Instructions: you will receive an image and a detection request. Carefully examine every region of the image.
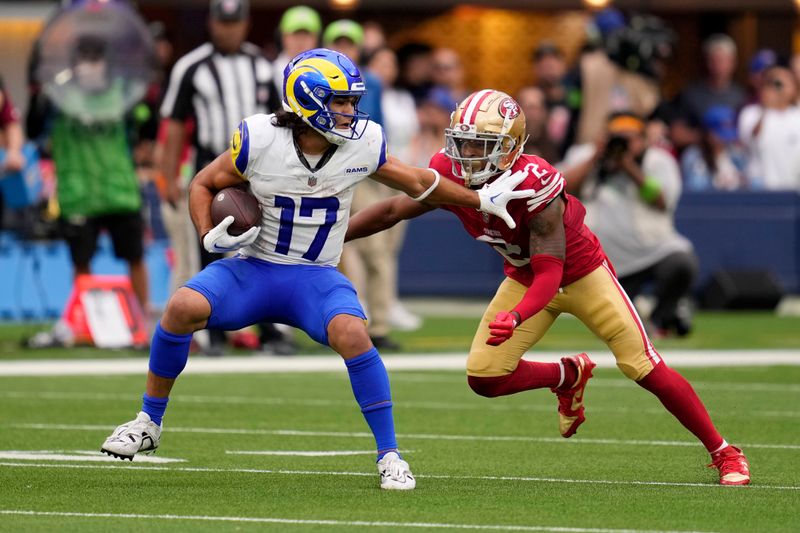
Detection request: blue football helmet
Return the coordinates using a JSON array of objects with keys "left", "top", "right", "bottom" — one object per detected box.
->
[{"left": 283, "top": 48, "right": 369, "bottom": 145}]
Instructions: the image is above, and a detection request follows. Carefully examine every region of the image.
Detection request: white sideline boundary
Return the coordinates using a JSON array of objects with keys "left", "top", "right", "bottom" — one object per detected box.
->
[
  {"left": 1, "top": 350, "right": 799, "bottom": 376},
  {"left": 0, "top": 510, "right": 717, "bottom": 533}
]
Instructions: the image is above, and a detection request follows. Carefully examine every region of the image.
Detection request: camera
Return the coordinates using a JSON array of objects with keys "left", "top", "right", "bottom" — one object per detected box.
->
[{"left": 604, "top": 134, "right": 629, "bottom": 161}]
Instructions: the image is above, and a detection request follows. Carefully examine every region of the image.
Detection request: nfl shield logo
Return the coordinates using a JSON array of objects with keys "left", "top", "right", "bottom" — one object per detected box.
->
[
  {"left": 308, "top": 175, "right": 317, "bottom": 187},
  {"left": 482, "top": 211, "right": 490, "bottom": 223}
]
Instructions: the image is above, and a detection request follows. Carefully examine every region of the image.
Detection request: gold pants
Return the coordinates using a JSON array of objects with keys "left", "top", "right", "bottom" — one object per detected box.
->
[{"left": 467, "top": 263, "right": 662, "bottom": 381}]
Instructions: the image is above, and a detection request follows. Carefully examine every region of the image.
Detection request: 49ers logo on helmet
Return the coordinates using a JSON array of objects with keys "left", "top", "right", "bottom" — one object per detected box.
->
[{"left": 498, "top": 98, "right": 520, "bottom": 119}]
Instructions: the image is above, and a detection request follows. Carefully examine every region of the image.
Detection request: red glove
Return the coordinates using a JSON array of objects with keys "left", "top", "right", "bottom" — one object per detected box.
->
[{"left": 486, "top": 311, "right": 520, "bottom": 346}]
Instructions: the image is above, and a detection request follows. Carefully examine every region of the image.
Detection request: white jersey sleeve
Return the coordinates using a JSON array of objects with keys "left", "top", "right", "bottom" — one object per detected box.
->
[
  {"left": 361, "top": 120, "right": 388, "bottom": 173},
  {"left": 230, "top": 114, "right": 276, "bottom": 180}
]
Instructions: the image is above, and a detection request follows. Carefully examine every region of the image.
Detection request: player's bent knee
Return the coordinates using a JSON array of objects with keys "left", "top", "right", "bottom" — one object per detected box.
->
[
  {"left": 616, "top": 361, "right": 652, "bottom": 381},
  {"left": 162, "top": 287, "right": 211, "bottom": 334},
  {"left": 467, "top": 375, "right": 508, "bottom": 398},
  {"left": 327, "top": 314, "right": 372, "bottom": 357}
]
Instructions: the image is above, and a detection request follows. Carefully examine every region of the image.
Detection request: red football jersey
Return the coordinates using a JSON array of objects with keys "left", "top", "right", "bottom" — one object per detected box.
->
[{"left": 430, "top": 151, "right": 608, "bottom": 287}]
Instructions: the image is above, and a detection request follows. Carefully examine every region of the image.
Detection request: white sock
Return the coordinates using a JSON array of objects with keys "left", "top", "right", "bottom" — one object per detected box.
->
[
  {"left": 556, "top": 361, "right": 565, "bottom": 389},
  {"left": 711, "top": 440, "right": 729, "bottom": 454}
]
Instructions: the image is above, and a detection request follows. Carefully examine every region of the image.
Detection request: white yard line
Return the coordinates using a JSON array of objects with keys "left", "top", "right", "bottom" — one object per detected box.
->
[
  {"left": 2, "top": 390, "right": 799, "bottom": 419},
  {"left": 0, "top": 509, "right": 717, "bottom": 533},
  {"left": 11, "top": 423, "right": 800, "bottom": 451},
  {"left": 0, "top": 450, "right": 183, "bottom": 463},
  {"left": 225, "top": 450, "right": 381, "bottom": 457},
  {"left": 0, "top": 351, "right": 799, "bottom": 376},
  {"left": 0, "top": 462, "right": 796, "bottom": 492}
]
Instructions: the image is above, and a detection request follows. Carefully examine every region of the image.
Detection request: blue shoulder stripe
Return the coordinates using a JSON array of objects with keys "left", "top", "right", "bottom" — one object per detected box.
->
[{"left": 377, "top": 127, "right": 387, "bottom": 168}]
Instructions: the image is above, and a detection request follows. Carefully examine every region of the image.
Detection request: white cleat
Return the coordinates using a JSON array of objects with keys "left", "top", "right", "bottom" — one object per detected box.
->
[
  {"left": 101, "top": 411, "right": 161, "bottom": 461},
  {"left": 377, "top": 451, "right": 416, "bottom": 490}
]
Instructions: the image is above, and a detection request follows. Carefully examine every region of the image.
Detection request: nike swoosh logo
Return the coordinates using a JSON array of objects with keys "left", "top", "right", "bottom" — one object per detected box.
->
[
  {"left": 571, "top": 393, "right": 583, "bottom": 411},
  {"left": 490, "top": 193, "right": 501, "bottom": 204},
  {"left": 540, "top": 172, "right": 561, "bottom": 186}
]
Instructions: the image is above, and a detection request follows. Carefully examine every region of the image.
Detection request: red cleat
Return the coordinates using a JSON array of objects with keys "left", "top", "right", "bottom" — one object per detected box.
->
[
  {"left": 709, "top": 445, "right": 751, "bottom": 485},
  {"left": 551, "top": 353, "right": 596, "bottom": 438}
]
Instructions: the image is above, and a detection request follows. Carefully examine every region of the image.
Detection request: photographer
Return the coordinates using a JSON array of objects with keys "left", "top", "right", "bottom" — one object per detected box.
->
[{"left": 561, "top": 112, "right": 697, "bottom": 337}]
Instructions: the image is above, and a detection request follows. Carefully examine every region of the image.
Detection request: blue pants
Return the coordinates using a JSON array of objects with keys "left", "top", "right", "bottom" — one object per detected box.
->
[{"left": 184, "top": 256, "right": 366, "bottom": 346}]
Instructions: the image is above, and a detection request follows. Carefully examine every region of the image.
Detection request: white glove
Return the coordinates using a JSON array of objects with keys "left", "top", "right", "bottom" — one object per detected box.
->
[
  {"left": 202, "top": 215, "right": 260, "bottom": 254},
  {"left": 477, "top": 169, "right": 534, "bottom": 229}
]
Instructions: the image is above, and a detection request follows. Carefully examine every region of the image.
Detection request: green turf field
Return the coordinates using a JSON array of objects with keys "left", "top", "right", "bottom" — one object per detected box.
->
[
  {"left": 0, "top": 311, "right": 798, "bottom": 532},
  {"left": 0, "top": 364, "right": 798, "bottom": 532}
]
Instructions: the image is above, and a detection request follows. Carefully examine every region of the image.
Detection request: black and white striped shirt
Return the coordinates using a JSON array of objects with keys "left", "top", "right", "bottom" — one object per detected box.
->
[{"left": 160, "top": 41, "right": 278, "bottom": 162}]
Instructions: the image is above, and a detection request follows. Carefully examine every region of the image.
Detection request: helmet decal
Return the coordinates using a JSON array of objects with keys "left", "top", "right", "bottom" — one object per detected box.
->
[{"left": 499, "top": 98, "right": 521, "bottom": 119}]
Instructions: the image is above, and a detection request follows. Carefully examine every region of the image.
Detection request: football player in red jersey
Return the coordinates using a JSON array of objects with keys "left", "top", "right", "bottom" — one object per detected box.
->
[{"left": 345, "top": 89, "right": 750, "bottom": 486}]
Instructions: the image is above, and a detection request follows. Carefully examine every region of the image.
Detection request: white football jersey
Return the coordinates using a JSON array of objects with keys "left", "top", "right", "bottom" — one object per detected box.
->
[{"left": 230, "top": 113, "right": 387, "bottom": 266}]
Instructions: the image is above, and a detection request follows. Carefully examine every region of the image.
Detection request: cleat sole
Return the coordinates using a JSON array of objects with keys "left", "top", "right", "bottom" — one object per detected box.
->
[{"left": 100, "top": 448, "right": 134, "bottom": 461}]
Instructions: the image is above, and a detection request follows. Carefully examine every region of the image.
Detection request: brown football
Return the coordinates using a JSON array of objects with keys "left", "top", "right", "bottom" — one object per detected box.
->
[{"left": 210, "top": 186, "right": 261, "bottom": 236}]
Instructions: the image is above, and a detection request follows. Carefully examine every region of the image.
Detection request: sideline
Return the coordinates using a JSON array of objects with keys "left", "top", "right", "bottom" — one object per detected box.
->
[{"left": 0, "top": 350, "right": 799, "bottom": 376}]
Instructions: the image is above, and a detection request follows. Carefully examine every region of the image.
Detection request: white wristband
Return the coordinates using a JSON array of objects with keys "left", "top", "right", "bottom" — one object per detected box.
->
[{"left": 411, "top": 168, "right": 441, "bottom": 202}]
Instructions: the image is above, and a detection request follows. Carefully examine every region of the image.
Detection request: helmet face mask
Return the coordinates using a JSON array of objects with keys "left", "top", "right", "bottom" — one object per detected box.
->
[
  {"left": 283, "top": 48, "right": 369, "bottom": 145},
  {"left": 445, "top": 130, "right": 518, "bottom": 186},
  {"left": 445, "top": 90, "right": 527, "bottom": 187}
]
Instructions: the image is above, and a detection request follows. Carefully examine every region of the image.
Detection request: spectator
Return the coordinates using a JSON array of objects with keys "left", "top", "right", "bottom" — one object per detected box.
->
[
  {"left": 0, "top": 75, "right": 26, "bottom": 225},
  {"left": 360, "top": 46, "right": 423, "bottom": 333},
  {"left": 562, "top": 112, "right": 697, "bottom": 337},
  {"left": 159, "top": 0, "right": 288, "bottom": 355},
  {"left": 738, "top": 65, "right": 800, "bottom": 190},
  {"left": 532, "top": 41, "right": 567, "bottom": 109},
  {"left": 432, "top": 47, "right": 470, "bottom": 103},
  {"left": 396, "top": 42, "right": 434, "bottom": 105},
  {"left": 27, "top": 32, "right": 150, "bottom": 316},
  {"left": 516, "top": 86, "right": 559, "bottom": 163},
  {"left": 681, "top": 105, "right": 748, "bottom": 191},
  {"left": 272, "top": 5, "right": 321, "bottom": 101},
  {"left": 367, "top": 48, "right": 418, "bottom": 163},
  {"left": 678, "top": 34, "right": 745, "bottom": 127},
  {"left": 531, "top": 42, "right": 572, "bottom": 153},
  {"left": 407, "top": 87, "right": 457, "bottom": 168},
  {"left": 323, "top": 19, "right": 383, "bottom": 125},
  {"left": 361, "top": 21, "right": 386, "bottom": 59},
  {"left": 746, "top": 48, "right": 778, "bottom": 105}
]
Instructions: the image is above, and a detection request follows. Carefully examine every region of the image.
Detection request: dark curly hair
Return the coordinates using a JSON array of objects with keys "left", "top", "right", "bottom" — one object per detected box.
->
[{"left": 271, "top": 109, "right": 309, "bottom": 136}]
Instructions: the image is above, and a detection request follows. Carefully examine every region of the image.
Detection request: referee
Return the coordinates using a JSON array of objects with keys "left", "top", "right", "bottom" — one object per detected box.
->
[{"left": 159, "top": 0, "right": 284, "bottom": 355}]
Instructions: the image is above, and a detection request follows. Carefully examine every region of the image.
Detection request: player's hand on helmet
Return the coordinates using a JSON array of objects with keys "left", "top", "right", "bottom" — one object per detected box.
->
[
  {"left": 202, "top": 215, "right": 260, "bottom": 254},
  {"left": 486, "top": 311, "right": 519, "bottom": 346},
  {"left": 477, "top": 169, "right": 534, "bottom": 229}
]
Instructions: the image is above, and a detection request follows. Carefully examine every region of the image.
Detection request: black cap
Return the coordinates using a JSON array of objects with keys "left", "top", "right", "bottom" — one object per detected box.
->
[{"left": 210, "top": 0, "right": 249, "bottom": 22}]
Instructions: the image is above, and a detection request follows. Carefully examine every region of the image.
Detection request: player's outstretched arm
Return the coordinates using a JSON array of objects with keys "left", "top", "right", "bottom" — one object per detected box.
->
[
  {"left": 346, "top": 196, "right": 433, "bottom": 242},
  {"left": 188, "top": 149, "right": 248, "bottom": 241},
  {"left": 371, "top": 156, "right": 533, "bottom": 229},
  {"left": 487, "top": 199, "right": 567, "bottom": 346}
]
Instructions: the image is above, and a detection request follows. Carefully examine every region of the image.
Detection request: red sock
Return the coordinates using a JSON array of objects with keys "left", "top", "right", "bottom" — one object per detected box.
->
[
  {"left": 637, "top": 363, "right": 724, "bottom": 452},
  {"left": 468, "top": 360, "right": 563, "bottom": 398}
]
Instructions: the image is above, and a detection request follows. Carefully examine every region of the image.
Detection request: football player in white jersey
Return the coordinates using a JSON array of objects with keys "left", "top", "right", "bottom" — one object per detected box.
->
[{"left": 101, "top": 48, "right": 533, "bottom": 490}]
